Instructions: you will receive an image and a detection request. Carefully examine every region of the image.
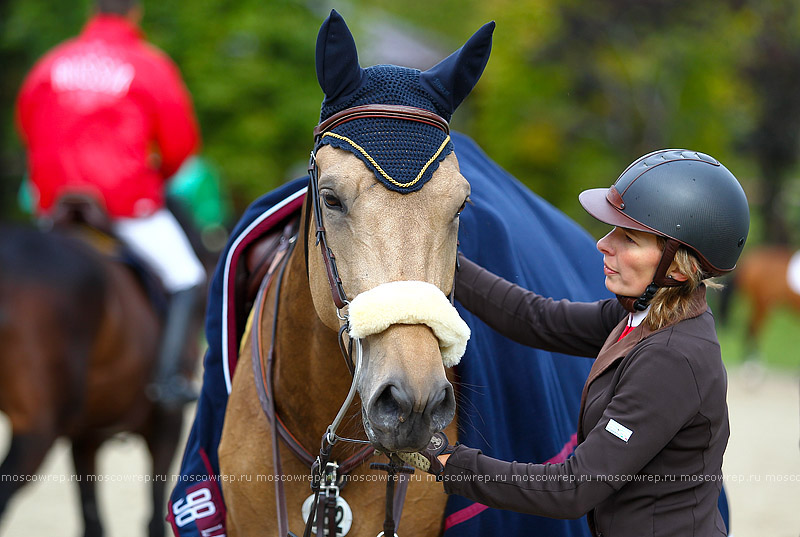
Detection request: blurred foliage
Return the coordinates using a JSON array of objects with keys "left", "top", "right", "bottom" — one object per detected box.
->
[{"left": 3, "top": 0, "right": 800, "bottom": 245}]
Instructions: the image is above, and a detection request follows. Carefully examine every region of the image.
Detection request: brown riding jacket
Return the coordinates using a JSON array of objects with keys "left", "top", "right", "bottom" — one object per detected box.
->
[{"left": 444, "top": 256, "right": 728, "bottom": 537}]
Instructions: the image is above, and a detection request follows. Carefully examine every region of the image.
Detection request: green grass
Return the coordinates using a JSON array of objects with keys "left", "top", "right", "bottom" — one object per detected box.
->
[{"left": 710, "top": 290, "right": 800, "bottom": 371}]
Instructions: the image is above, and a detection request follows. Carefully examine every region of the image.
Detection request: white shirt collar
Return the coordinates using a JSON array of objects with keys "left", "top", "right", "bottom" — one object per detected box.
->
[{"left": 628, "top": 306, "right": 650, "bottom": 328}]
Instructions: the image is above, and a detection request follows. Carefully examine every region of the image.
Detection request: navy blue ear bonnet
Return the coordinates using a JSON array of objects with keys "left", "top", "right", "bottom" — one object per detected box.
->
[{"left": 315, "top": 10, "right": 494, "bottom": 193}]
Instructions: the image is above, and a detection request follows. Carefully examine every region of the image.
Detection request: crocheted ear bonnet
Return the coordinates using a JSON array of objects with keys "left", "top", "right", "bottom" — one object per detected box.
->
[{"left": 315, "top": 10, "right": 494, "bottom": 193}]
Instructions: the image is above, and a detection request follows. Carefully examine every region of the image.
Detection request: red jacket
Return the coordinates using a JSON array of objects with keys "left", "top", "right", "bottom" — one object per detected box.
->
[{"left": 16, "top": 14, "right": 200, "bottom": 218}]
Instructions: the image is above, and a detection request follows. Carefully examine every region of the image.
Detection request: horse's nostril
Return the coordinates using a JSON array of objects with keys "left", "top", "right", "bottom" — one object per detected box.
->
[
  {"left": 367, "top": 380, "right": 456, "bottom": 437},
  {"left": 429, "top": 384, "right": 456, "bottom": 429},
  {"left": 372, "top": 384, "right": 413, "bottom": 426},
  {"left": 429, "top": 385, "right": 448, "bottom": 408}
]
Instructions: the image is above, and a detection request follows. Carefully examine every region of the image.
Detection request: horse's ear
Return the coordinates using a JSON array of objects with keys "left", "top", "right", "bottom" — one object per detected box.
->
[
  {"left": 420, "top": 21, "right": 495, "bottom": 115},
  {"left": 316, "top": 9, "right": 364, "bottom": 104}
]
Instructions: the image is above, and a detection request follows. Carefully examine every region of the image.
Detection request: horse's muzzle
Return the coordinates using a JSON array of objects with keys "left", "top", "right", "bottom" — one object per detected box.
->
[{"left": 363, "top": 377, "right": 455, "bottom": 452}]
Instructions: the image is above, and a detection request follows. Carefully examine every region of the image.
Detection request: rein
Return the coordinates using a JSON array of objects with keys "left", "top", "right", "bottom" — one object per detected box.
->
[
  {"left": 304, "top": 104, "right": 454, "bottom": 537},
  {"left": 249, "top": 228, "right": 374, "bottom": 537}
]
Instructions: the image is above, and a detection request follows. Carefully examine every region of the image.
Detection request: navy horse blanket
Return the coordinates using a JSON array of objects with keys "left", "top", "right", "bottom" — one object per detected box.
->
[
  {"left": 169, "top": 131, "right": 608, "bottom": 536},
  {"left": 443, "top": 132, "right": 607, "bottom": 536}
]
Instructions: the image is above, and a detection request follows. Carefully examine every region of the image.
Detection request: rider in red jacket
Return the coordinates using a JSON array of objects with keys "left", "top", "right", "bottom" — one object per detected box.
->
[{"left": 16, "top": 0, "right": 205, "bottom": 407}]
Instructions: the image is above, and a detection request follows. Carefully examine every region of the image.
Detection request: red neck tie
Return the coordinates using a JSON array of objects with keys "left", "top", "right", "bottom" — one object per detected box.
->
[{"left": 617, "top": 324, "right": 635, "bottom": 341}]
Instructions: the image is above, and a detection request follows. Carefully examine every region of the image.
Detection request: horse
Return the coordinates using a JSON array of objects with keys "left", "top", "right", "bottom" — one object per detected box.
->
[
  {"left": 718, "top": 244, "right": 800, "bottom": 358},
  {"left": 219, "top": 145, "right": 465, "bottom": 535},
  {"left": 0, "top": 216, "right": 204, "bottom": 537},
  {"left": 210, "top": 11, "right": 606, "bottom": 537}
]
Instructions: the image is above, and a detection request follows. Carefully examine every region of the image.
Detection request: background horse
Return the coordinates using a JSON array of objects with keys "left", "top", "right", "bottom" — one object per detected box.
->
[
  {"left": 718, "top": 245, "right": 800, "bottom": 359},
  {"left": 0, "top": 223, "right": 202, "bottom": 537}
]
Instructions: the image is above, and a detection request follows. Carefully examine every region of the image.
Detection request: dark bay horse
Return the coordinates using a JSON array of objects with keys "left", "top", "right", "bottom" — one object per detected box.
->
[
  {"left": 213, "top": 11, "right": 604, "bottom": 537},
  {"left": 0, "top": 223, "right": 201, "bottom": 537}
]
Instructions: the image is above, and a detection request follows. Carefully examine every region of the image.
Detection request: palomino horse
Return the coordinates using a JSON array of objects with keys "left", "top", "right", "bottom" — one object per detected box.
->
[
  {"left": 217, "top": 11, "right": 488, "bottom": 537},
  {"left": 0, "top": 220, "right": 202, "bottom": 537},
  {"left": 212, "top": 10, "right": 603, "bottom": 537},
  {"left": 720, "top": 245, "right": 800, "bottom": 357},
  {"left": 220, "top": 148, "right": 466, "bottom": 536}
]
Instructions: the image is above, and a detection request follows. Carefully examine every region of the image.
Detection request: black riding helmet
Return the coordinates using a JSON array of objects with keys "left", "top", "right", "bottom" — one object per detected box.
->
[{"left": 579, "top": 149, "right": 750, "bottom": 310}]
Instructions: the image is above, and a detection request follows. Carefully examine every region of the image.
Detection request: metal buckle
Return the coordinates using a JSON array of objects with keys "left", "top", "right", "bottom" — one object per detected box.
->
[
  {"left": 308, "top": 150, "right": 317, "bottom": 175},
  {"left": 322, "top": 461, "right": 340, "bottom": 491},
  {"left": 303, "top": 460, "right": 355, "bottom": 536}
]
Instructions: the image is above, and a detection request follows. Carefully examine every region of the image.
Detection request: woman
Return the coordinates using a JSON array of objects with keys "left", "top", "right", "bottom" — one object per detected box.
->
[{"left": 399, "top": 149, "right": 749, "bottom": 537}]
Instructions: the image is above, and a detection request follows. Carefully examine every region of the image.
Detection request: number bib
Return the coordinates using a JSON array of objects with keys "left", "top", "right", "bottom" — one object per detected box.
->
[{"left": 169, "top": 481, "right": 226, "bottom": 536}]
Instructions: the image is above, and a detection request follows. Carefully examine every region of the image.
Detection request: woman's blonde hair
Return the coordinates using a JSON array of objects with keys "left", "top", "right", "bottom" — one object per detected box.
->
[{"left": 645, "top": 240, "right": 721, "bottom": 331}]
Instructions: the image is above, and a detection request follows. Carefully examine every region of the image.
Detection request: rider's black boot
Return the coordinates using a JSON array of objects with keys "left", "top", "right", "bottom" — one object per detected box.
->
[{"left": 146, "top": 285, "right": 201, "bottom": 408}]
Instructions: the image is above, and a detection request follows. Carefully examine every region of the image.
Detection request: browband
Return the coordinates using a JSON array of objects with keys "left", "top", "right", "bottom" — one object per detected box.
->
[{"left": 314, "top": 104, "right": 450, "bottom": 140}]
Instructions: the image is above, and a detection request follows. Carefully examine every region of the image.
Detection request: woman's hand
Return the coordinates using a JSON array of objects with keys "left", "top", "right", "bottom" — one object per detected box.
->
[{"left": 393, "top": 432, "right": 456, "bottom": 480}]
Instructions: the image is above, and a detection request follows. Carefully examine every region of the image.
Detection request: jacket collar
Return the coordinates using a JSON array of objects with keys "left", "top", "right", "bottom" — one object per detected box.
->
[
  {"left": 82, "top": 14, "right": 143, "bottom": 43},
  {"left": 577, "top": 285, "right": 709, "bottom": 440}
]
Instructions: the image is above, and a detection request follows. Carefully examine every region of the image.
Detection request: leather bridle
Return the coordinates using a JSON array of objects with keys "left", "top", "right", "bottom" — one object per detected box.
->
[
  {"left": 306, "top": 104, "right": 452, "bottom": 311},
  {"left": 249, "top": 104, "right": 452, "bottom": 537}
]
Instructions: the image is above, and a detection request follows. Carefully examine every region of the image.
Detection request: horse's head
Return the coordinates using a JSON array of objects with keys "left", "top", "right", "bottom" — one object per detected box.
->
[{"left": 307, "top": 10, "right": 493, "bottom": 453}]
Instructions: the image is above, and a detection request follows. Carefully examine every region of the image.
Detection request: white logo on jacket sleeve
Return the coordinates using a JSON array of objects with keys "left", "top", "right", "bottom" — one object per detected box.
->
[{"left": 605, "top": 419, "right": 633, "bottom": 443}]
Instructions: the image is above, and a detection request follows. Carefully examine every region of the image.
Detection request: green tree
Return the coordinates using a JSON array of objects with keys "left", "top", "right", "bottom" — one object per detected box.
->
[
  {"left": 3, "top": 0, "right": 799, "bottom": 242},
  {"left": 740, "top": 0, "right": 800, "bottom": 246}
]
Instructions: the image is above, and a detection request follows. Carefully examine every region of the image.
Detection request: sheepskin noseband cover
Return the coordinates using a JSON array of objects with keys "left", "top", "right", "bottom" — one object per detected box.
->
[{"left": 347, "top": 280, "right": 470, "bottom": 367}]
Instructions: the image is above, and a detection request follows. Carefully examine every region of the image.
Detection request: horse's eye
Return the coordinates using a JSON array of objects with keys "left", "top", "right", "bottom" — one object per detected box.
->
[
  {"left": 456, "top": 197, "right": 470, "bottom": 217},
  {"left": 322, "top": 192, "right": 343, "bottom": 210}
]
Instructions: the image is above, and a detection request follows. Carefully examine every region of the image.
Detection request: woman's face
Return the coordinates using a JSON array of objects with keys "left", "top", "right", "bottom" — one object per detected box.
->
[{"left": 596, "top": 227, "right": 662, "bottom": 297}]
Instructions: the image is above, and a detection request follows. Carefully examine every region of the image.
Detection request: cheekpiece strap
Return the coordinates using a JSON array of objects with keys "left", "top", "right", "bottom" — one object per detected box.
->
[
  {"left": 307, "top": 104, "right": 451, "bottom": 311},
  {"left": 652, "top": 239, "right": 683, "bottom": 288}
]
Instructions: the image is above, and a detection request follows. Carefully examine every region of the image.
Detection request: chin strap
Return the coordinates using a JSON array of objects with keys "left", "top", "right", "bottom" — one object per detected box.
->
[{"left": 617, "top": 239, "right": 683, "bottom": 313}]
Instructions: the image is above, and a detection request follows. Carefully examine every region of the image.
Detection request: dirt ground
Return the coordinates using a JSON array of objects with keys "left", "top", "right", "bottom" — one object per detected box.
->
[{"left": 1, "top": 366, "right": 798, "bottom": 537}]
